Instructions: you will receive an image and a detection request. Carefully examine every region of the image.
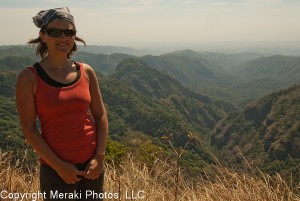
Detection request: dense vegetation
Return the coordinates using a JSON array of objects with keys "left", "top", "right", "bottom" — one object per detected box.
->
[{"left": 211, "top": 85, "right": 300, "bottom": 185}]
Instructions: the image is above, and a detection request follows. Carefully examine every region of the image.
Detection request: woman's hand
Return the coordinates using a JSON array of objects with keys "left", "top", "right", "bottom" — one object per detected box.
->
[
  {"left": 55, "top": 161, "right": 86, "bottom": 184},
  {"left": 84, "top": 157, "right": 104, "bottom": 180}
]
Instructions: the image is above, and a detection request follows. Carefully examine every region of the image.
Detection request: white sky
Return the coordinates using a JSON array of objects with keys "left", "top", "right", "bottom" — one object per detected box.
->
[{"left": 1, "top": 0, "right": 300, "bottom": 47}]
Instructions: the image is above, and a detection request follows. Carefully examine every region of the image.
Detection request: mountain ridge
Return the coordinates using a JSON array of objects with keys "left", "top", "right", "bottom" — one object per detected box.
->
[
  {"left": 211, "top": 85, "right": 300, "bottom": 182},
  {"left": 112, "top": 58, "right": 236, "bottom": 129}
]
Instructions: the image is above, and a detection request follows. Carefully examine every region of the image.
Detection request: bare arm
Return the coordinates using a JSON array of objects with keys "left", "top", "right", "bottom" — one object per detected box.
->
[
  {"left": 84, "top": 64, "right": 108, "bottom": 179},
  {"left": 16, "top": 68, "right": 85, "bottom": 184}
]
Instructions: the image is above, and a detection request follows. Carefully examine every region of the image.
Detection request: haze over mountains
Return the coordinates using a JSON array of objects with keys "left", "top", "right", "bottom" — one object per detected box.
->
[
  {"left": 0, "top": 44, "right": 299, "bottom": 183},
  {"left": 74, "top": 46, "right": 300, "bottom": 107}
]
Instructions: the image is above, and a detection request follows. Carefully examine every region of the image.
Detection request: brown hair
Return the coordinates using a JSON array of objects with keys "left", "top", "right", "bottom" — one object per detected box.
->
[{"left": 28, "top": 29, "right": 86, "bottom": 59}]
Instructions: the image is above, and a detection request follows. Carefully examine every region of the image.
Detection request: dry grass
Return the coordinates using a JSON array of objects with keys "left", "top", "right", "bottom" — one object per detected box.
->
[{"left": 0, "top": 150, "right": 299, "bottom": 201}]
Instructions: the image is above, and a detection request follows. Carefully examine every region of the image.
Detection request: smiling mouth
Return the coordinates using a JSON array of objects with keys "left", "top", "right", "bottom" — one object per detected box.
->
[{"left": 57, "top": 43, "right": 69, "bottom": 46}]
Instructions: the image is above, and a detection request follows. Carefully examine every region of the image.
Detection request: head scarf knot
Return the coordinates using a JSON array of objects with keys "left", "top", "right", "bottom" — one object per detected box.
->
[{"left": 33, "top": 7, "right": 75, "bottom": 29}]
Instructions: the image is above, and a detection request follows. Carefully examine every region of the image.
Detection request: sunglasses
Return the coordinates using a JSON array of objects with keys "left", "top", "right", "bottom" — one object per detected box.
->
[{"left": 44, "top": 28, "right": 77, "bottom": 37}]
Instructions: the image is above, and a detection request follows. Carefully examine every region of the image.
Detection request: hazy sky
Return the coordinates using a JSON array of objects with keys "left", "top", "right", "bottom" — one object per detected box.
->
[{"left": 1, "top": 0, "right": 300, "bottom": 47}]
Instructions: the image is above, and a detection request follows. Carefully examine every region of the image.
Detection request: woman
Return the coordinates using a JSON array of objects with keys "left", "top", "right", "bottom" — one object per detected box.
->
[{"left": 16, "top": 7, "right": 108, "bottom": 200}]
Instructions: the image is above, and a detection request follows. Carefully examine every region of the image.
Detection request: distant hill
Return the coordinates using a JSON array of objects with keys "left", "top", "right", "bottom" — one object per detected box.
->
[
  {"left": 142, "top": 50, "right": 239, "bottom": 87},
  {"left": 231, "top": 55, "right": 300, "bottom": 85},
  {"left": 211, "top": 85, "right": 300, "bottom": 181},
  {"left": 0, "top": 46, "right": 37, "bottom": 71},
  {"left": 144, "top": 52, "right": 300, "bottom": 107},
  {"left": 74, "top": 52, "right": 135, "bottom": 75},
  {"left": 227, "top": 55, "right": 300, "bottom": 106},
  {"left": 112, "top": 58, "right": 236, "bottom": 129},
  {"left": 2, "top": 45, "right": 299, "bottom": 108},
  {"left": 197, "top": 51, "right": 263, "bottom": 70},
  {"left": 0, "top": 46, "right": 36, "bottom": 60},
  {"left": 140, "top": 50, "right": 244, "bottom": 103},
  {"left": 77, "top": 45, "right": 155, "bottom": 56}
]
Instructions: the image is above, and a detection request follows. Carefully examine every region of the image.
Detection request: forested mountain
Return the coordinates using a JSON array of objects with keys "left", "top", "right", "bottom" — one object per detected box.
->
[
  {"left": 140, "top": 51, "right": 300, "bottom": 107},
  {"left": 197, "top": 51, "right": 263, "bottom": 70},
  {"left": 0, "top": 46, "right": 36, "bottom": 60},
  {"left": 140, "top": 50, "right": 245, "bottom": 104},
  {"left": 230, "top": 55, "right": 300, "bottom": 85},
  {"left": 74, "top": 52, "right": 134, "bottom": 75},
  {"left": 211, "top": 85, "right": 300, "bottom": 182},
  {"left": 77, "top": 45, "right": 154, "bottom": 56},
  {"left": 112, "top": 58, "right": 236, "bottom": 129},
  {"left": 3, "top": 46, "right": 299, "bottom": 108},
  {"left": 0, "top": 70, "right": 25, "bottom": 156},
  {"left": 0, "top": 46, "right": 37, "bottom": 71},
  {"left": 0, "top": 96, "right": 23, "bottom": 150},
  {"left": 226, "top": 55, "right": 300, "bottom": 106},
  {"left": 141, "top": 50, "right": 239, "bottom": 88}
]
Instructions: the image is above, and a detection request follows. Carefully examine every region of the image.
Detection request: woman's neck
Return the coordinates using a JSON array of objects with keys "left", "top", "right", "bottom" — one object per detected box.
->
[{"left": 41, "top": 54, "right": 71, "bottom": 70}]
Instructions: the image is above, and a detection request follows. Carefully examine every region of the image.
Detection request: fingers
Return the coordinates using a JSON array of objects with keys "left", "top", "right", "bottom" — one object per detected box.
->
[
  {"left": 84, "top": 168, "right": 101, "bottom": 180},
  {"left": 59, "top": 164, "right": 87, "bottom": 184},
  {"left": 66, "top": 179, "right": 78, "bottom": 185},
  {"left": 85, "top": 173, "right": 98, "bottom": 180},
  {"left": 76, "top": 170, "right": 87, "bottom": 177},
  {"left": 64, "top": 173, "right": 84, "bottom": 184}
]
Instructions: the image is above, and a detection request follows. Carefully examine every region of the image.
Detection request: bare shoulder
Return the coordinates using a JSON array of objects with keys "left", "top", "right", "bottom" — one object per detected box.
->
[
  {"left": 82, "top": 63, "right": 94, "bottom": 72},
  {"left": 17, "top": 67, "right": 36, "bottom": 85},
  {"left": 16, "top": 67, "right": 36, "bottom": 97},
  {"left": 82, "top": 63, "right": 97, "bottom": 81}
]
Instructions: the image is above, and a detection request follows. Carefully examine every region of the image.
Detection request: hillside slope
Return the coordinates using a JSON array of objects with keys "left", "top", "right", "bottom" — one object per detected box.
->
[
  {"left": 197, "top": 51, "right": 262, "bottom": 70},
  {"left": 141, "top": 50, "right": 239, "bottom": 88},
  {"left": 231, "top": 55, "right": 300, "bottom": 85},
  {"left": 74, "top": 52, "right": 134, "bottom": 75},
  {"left": 112, "top": 58, "right": 236, "bottom": 130},
  {"left": 211, "top": 85, "right": 300, "bottom": 181}
]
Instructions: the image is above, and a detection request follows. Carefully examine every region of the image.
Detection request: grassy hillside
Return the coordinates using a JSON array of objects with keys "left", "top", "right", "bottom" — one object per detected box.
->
[{"left": 1, "top": 151, "right": 299, "bottom": 201}]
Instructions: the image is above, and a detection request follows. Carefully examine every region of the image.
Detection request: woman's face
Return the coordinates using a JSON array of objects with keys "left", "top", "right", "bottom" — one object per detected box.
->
[{"left": 40, "top": 20, "right": 76, "bottom": 56}]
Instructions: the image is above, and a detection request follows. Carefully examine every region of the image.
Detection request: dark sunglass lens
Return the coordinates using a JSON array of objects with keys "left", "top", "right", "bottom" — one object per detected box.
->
[
  {"left": 64, "top": 29, "right": 76, "bottom": 37},
  {"left": 46, "top": 28, "right": 62, "bottom": 37},
  {"left": 45, "top": 28, "right": 76, "bottom": 37}
]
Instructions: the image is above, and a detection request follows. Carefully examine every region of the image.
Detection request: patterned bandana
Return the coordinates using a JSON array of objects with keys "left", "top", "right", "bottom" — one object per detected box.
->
[{"left": 32, "top": 7, "right": 75, "bottom": 29}]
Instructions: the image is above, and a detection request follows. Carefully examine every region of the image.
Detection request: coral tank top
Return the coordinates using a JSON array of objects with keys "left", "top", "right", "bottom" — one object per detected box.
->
[{"left": 28, "top": 62, "right": 96, "bottom": 165}]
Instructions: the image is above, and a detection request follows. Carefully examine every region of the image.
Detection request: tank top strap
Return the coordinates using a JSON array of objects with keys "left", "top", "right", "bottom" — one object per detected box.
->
[
  {"left": 27, "top": 66, "right": 39, "bottom": 84},
  {"left": 27, "top": 66, "right": 38, "bottom": 78},
  {"left": 75, "top": 61, "right": 84, "bottom": 75},
  {"left": 75, "top": 62, "right": 90, "bottom": 84}
]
